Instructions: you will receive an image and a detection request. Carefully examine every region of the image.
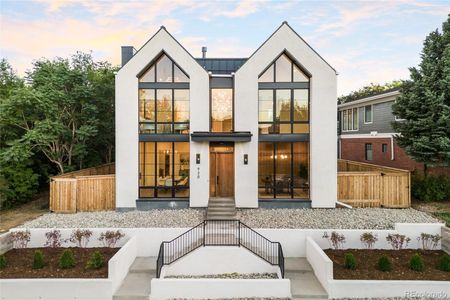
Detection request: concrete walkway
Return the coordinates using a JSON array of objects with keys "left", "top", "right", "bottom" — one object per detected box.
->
[
  {"left": 113, "top": 257, "right": 156, "bottom": 300},
  {"left": 285, "top": 258, "right": 328, "bottom": 299}
]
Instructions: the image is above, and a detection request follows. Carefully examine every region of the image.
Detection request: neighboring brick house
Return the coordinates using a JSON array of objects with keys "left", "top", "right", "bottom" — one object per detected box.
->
[{"left": 337, "top": 89, "right": 448, "bottom": 175}]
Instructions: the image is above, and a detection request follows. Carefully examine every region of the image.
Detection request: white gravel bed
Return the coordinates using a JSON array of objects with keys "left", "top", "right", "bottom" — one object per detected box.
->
[
  {"left": 19, "top": 208, "right": 440, "bottom": 230},
  {"left": 237, "top": 208, "right": 440, "bottom": 230},
  {"left": 165, "top": 272, "right": 278, "bottom": 279}
]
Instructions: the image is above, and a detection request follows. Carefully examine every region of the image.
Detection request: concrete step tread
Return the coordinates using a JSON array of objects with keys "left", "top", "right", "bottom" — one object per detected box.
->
[{"left": 129, "top": 257, "right": 157, "bottom": 273}]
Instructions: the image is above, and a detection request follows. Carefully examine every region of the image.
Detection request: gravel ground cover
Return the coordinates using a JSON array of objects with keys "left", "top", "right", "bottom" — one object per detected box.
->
[
  {"left": 165, "top": 272, "right": 278, "bottom": 279},
  {"left": 20, "top": 208, "right": 440, "bottom": 230}
]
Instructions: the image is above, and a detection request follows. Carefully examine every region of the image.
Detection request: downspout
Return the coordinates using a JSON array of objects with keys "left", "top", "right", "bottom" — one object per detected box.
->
[
  {"left": 336, "top": 200, "right": 352, "bottom": 208},
  {"left": 390, "top": 135, "right": 395, "bottom": 161}
]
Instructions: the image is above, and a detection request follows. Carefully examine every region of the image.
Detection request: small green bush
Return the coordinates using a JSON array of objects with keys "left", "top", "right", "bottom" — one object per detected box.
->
[
  {"left": 412, "top": 174, "right": 450, "bottom": 202},
  {"left": 344, "top": 253, "right": 357, "bottom": 270},
  {"left": 377, "top": 255, "right": 392, "bottom": 272},
  {"left": 438, "top": 254, "right": 450, "bottom": 272},
  {"left": 0, "top": 255, "right": 7, "bottom": 269},
  {"left": 32, "top": 250, "right": 45, "bottom": 269},
  {"left": 86, "top": 251, "right": 104, "bottom": 269},
  {"left": 59, "top": 249, "right": 76, "bottom": 269},
  {"left": 409, "top": 253, "right": 424, "bottom": 272}
]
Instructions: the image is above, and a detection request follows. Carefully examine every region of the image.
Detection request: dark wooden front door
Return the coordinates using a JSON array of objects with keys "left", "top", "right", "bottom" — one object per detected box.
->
[{"left": 210, "top": 144, "right": 234, "bottom": 197}]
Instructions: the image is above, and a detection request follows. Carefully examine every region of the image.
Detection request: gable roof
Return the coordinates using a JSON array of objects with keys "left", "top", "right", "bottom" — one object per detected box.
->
[{"left": 238, "top": 21, "right": 337, "bottom": 74}]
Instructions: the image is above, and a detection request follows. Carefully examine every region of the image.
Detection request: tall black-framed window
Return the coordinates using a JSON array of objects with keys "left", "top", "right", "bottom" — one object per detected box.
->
[
  {"left": 139, "top": 53, "right": 190, "bottom": 134},
  {"left": 139, "top": 141, "right": 190, "bottom": 198},
  {"left": 258, "top": 53, "right": 310, "bottom": 135},
  {"left": 365, "top": 143, "right": 373, "bottom": 161},
  {"left": 258, "top": 142, "right": 309, "bottom": 199},
  {"left": 139, "top": 88, "right": 189, "bottom": 134}
]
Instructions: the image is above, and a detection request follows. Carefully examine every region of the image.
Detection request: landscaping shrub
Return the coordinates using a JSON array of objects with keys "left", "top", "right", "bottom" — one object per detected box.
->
[
  {"left": 32, "top": 250, "right": 45, "bottom": 269},
  {"left": 59, "top": 249, "right": 76, "bottom": 269},
  {"left": 386, "top": 234, "right": 410, "bottom": 250},
  {"left": 0, "top": 254, "right": 7, "bottom": 269},
  {"left": 409, "top": 253, "right": 424, "bottom": 272},
  {"left": 86, "top": 251, "right": 105, "bottom": 269},
  {"left": 377, "top": 255, "right": 392, "bottom": 272},
  {"left": 360, "top": 232, "right": 378, "bottom": 249},
  {"left": 69, "top": 229, "right": 93, "bottom": 248},
  {"left": 98, "top": 230, "right": 125, "bottom": 248},
  {"left": 10, "top": 230, "right": 31, "bottom": 249},
  {"left": 438, "top": 254, "right": 450, "bottom": 272},
  {"left": 412, "top": 174, "right": 450, "bottom": 202},
  {"left": 417, "top": 233, "right": 441, "bottom": 250},
  {"left": 322, "top": 231, "right": 346, "bottom": 249},
  {"left": 344, "top": 253, "right": 357, "bottom": 270},
  {"left": 44, "top": 229, "right": 63, "bottom": 248}
]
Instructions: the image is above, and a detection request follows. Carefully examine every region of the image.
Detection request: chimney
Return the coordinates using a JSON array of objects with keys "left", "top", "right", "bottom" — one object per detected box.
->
[
  {"left": 121, "top": 46, "right": 135, "bottom": 67},
  {"left": 202, "top": 46, "right": 207, "bottom": 59}
]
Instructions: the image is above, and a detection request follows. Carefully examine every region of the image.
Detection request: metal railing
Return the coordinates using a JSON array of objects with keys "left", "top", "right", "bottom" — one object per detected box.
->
[{"left": 156, "top": 220, "right": 285, "bottom": 278}]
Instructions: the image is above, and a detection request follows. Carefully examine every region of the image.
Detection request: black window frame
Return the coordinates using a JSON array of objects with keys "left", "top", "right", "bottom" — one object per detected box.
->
[
  {"left": 139, "top": 141, "right": 190, "bottom": 199},
  {"left": 382, "top": 143, "right": 388, "bottom": 153}
]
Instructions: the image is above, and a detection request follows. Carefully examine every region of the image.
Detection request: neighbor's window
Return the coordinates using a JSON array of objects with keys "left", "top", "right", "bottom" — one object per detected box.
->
[
  {"left": 258, "top": 142, "right": 309, "bottom": 199},
  {"left": 382, "top": 143, "right": 388, "bottom": 153},
  {"left": 138, "top": 54, "right": 189, "bottom": 134},
  {"left": 341, "top": 108, "right": 358, "bottom": 131},
  {"left": 211, "top": 88, "right": 233, "bottom": 132},
  {"left": 365, "top": 143, "right": 373, "bottom": 160},
  {"left": 139, "top": 142, "right": 189, "bottom": 198},
  {"left": 364, "top": 105, "right": 373, "bottom": 123}
]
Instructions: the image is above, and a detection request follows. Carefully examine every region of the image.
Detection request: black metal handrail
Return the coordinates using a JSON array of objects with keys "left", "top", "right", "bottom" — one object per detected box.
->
[{"left": 156, "top": 220, "right": 285, "bottom": 278}]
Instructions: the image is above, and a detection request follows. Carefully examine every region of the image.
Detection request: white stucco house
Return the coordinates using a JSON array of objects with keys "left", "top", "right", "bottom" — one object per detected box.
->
[{"left": 115, "top": 22, "right": 337, "bottom": 211}]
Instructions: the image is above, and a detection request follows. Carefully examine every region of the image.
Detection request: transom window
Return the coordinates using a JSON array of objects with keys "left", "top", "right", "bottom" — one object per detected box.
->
[
  {"left": 140, "top": 54, "right": 189, "bottom": 83},
  {"left": 259, "top": 54, "right": 309, "bottom": 83}
]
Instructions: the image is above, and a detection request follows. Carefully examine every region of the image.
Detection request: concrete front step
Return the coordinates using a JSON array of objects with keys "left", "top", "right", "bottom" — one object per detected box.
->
[{"left": 113, "top": 257, "right": 156, "bottom": 300}]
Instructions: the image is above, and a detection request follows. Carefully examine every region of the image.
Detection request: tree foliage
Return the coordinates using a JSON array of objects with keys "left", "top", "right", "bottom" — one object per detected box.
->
[
  {"left": 392, "top": 15, "right": 450, "bottom": 170},
  {"left": 0, "top": 53, "right": 117, "bottom": 208},
  {"left": 338, "top": 81, "right": 402, "bottom": 104}
]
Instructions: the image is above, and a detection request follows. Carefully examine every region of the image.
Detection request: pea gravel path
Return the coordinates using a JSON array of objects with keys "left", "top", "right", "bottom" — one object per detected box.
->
[{"left": 19, "top": 208, "right": 440, "bottom": 229}]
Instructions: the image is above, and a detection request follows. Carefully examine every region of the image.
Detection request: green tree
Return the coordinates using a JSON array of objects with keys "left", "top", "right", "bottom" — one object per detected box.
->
[
  {"left": 338, "top": 81, "right": 402, "bottom": 104},
  {"left": 392, "top": 15, "right": 450, "bottom": 174},
  {"left": 0, "top": 52, "right": 116, "bottom": 174}
]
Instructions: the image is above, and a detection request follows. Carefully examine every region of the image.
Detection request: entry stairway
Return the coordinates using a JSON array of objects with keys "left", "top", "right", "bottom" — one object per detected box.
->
[{"left": 206, "top": 197, "right": 237, "bottom": 219}]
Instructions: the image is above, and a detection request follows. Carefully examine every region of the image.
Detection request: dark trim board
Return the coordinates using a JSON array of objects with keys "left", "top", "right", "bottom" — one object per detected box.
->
[
  {"left": 139, "top": 134, "right": 189, "bottom": 142},
  {"left": 258, "top": 82, "right": 309, "bottom": 89},
  {"left": 258, "top": 199, "right": 311, "bottom": 209},
  {"left": 136, "top": 199, "right": 190, "bottom": 210},
  {"left": 139, "top": 82, "right": 190, "bottom": 89},
  {"left": 258, "top": 134, "right": 309, "bottom": 142},
  {"left": 191, "top": 131, "right": 252, "bottom": 142}
]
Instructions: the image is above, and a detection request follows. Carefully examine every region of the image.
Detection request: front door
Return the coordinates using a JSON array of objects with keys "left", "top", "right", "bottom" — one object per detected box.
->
[{"left": 210, "top": 143, "right": 234, "bottom": 197}]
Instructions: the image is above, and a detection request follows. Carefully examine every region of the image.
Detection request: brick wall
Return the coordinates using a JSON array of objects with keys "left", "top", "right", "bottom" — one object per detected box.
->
[{"left": 340, "top": 137, "right": 450, "bottom": 177}]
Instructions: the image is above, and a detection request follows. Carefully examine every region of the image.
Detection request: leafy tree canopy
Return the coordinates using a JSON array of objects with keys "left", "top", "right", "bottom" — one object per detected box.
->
[
  {"left": 392, "top": 14, "right": 450, "bottom": 170},
  {"left": 338, "top": 81, "right": 402, "bottom": 104}
]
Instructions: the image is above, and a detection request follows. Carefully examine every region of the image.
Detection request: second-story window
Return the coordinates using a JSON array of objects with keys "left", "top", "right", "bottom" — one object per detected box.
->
[
  {"left": 364, "top": 105, "right": 373, "bottom": 123},
  {"left": 341, "top": 108, "right": 358, "bottom": 131},
  {"left": 139, "top": 54, "right": 189, "bottom": 134},
  {"left": 258, "top": 53, "right": 310, "bottom": 134}
]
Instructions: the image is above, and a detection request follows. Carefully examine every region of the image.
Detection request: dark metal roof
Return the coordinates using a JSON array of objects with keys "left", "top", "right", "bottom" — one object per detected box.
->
[{"left": 196, "top": 58, "right": 247, "bottom": 74}]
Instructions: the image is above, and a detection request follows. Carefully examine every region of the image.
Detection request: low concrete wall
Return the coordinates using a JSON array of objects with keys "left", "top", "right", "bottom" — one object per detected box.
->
[
  {"left": 442, "top": 226, "right": 450, "bottom": 254},
  {"left": 150, "top": 278, "right": 291, "bottom": 299},
  {"left": 161, "top": 246, "right": 280, "bottom": 277},
  {"left": 305, "top": 237, "right": 450, "bottom": 299},
  {"left": 0, "top": 232, "right": 12, "bottom": 254},
  {"left": 0, "top": 236, "right": 136, "bottom": 300}
]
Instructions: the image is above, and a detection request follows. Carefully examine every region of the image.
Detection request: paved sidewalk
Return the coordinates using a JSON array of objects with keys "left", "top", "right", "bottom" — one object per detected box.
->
[
  {"left": 113, "top": 257, "right": 156, "bottom": 300},
  {"left": 284, "top": 257, "right": 328, "bottom": 299}
]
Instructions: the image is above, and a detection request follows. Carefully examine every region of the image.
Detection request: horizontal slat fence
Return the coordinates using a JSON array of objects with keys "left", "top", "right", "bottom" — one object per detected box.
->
[
  {"left": 337, "top": 159, "right": 411, "bottom": 208},
  {"left": 49, "top": 163, "right": 115, "bottom": 213}
]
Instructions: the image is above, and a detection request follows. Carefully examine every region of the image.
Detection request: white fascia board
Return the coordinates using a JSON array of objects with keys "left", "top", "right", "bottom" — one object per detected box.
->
[
  {"left": 339, "top": 133, "right": 397, "bottom": 139},
  {"left": 338, "top": 91, "right": 400, "bottom": 109}
]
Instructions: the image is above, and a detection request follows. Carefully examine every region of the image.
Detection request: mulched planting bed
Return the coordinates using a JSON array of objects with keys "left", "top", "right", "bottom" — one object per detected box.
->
[
  {"left": 0, "top": 247, "right": 118, "bottom": 278},
  {"left": 325, "top": 249, "right": 450, "bottom": 281}
]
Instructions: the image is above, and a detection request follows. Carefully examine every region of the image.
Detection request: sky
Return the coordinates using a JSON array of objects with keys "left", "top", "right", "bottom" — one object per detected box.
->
[{"left": 1, "top": 0, "right": 449, "bottom": 96}]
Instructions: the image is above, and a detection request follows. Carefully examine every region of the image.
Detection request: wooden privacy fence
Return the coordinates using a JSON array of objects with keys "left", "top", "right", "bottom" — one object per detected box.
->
[
  {"left": 337, "top": 159, "right": 411, "bottom": 208},
  {"left": 50, "top": 163, "right": 115, "bottom": 213}
]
